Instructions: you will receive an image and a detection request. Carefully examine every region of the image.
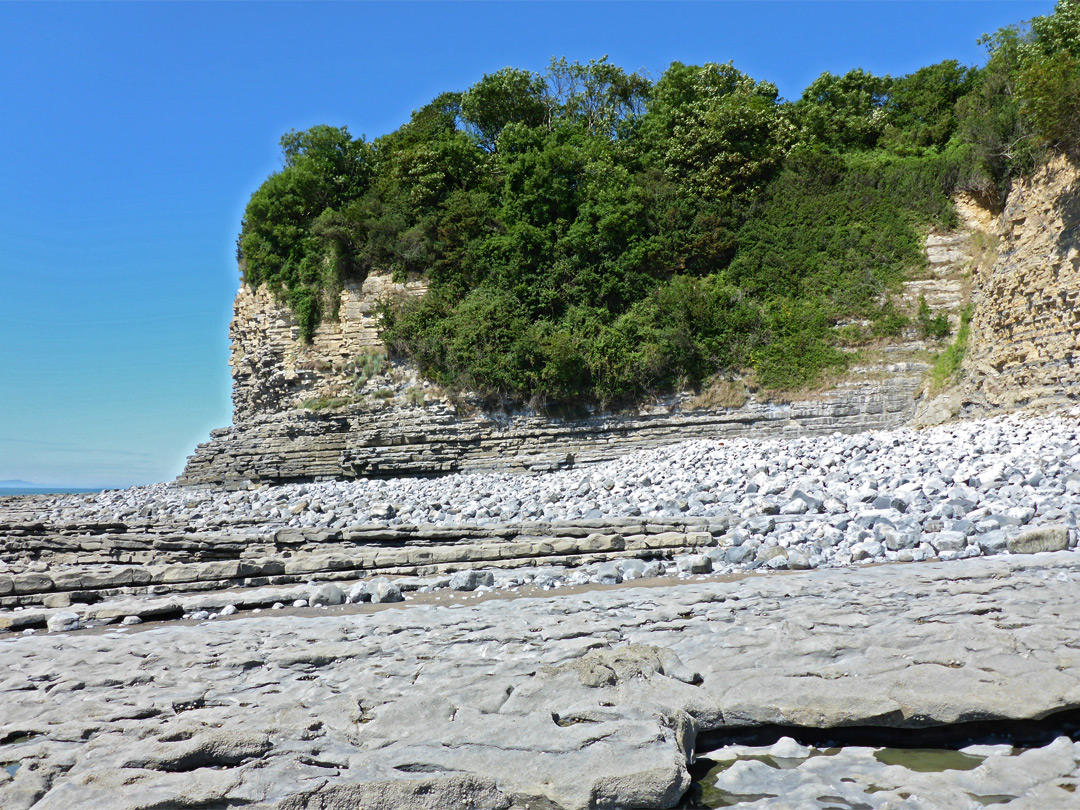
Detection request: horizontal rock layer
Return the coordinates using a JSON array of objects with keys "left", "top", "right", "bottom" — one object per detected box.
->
[
  {"left": 180, "top": 373, "right": 923, "bottom": 487},
  {"left": 0, "top": 515, "right": 724, "bottom": 613}
]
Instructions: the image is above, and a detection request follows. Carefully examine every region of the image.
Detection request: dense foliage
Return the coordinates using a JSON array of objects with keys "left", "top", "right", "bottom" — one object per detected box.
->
[{"left": 237, "top": 2, "right": 1079, "bottom": 402}]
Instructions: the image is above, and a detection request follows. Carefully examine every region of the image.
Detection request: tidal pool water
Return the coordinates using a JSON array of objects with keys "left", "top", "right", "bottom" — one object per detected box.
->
[{"left": 678, "top": 724, "right": 1080, "bottom": 809}]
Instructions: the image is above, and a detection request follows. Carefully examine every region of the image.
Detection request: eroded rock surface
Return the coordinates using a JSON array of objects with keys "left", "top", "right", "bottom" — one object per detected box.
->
[
  {"left": 230, "top": 275, "right": 428, "bottom": 421},
  {"left": 3, "top": 551, "right": 1080, "bottom": 810}
]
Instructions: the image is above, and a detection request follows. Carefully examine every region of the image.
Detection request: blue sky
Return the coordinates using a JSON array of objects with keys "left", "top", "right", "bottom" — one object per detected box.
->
[{"left": 0, "top": 1, "right": 1054, "bottom": 488}]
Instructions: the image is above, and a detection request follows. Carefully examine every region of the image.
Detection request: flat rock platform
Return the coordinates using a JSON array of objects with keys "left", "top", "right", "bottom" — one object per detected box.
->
[{"left": 2, "top": 550, "right": 1079, "bottom": 809}]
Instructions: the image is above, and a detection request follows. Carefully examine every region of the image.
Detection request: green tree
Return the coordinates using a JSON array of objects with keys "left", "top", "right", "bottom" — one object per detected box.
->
[
  {"left": 955, "top": 25, "right": 1037, "bottom": 196},
  {"left": 240, "top": 37, "right": 1054, "bottom": 403},
  {"left": 459, "top": 67, "right": 548, "bottom": 152},
  {"left": 1016, "top": 0, "right": 1080, "bottom": 154},
  {"left": 796, "top": 69, "right": 893, "bottom": 150},
  {"left": 883, "top": 60, "right": 978, "bottom": 149},
  {"left": 647, "top": 62, "right": 793, "bottom": 199},
  {"left": 238, "top": 125, "right": 373, "bottom": 339},
  {"left": 545, "top": 56, "right": 651, "bottom": 137}
]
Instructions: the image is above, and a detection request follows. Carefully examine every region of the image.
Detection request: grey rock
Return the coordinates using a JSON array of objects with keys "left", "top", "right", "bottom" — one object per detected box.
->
[
  {"left": 724, "top": 545, "right": 753, "bottom": 565},
  {"left": 952, "top": 518, "right": 976, "bottom": 536},
  {"left": 879, "top": 525, "right": 919, "bottom": 551},
  {"left": 46, "top": 612, "right": 80, "bottom": 633},
  {"left": 593, "top": 562, "right": 623, "bottom": 585},
  {"left": 977, "top": 530, "right": 1010, "bottom": 555},
  {"left": 851, "top": 540, "right": 883, "bottom": 561},
  {"left": 872, "top": 494, "right": 907, "bottom": 513},
  {"left": 366, "top": 577, "right": 404, "bottom": 603},
  {"left": 277, "top": 775, "right": 510, "bottom": 810},
  {"left": 348, "top": 582, "right": 372, "bottom": 603},
  {"left": 309, "top": 583, "right": 345, "bottom": 606},
  {"left": 676, "top": 554, "right": 712, "bottom": 575},
  {"left": 853, "top": 511, "right": 897, "bottom": 530},
  {"left": 931, "top": 531, "right": 967, "bottom": 553},
  {"left": 448, "top": 570, "right": 495, "bottom": 592},
  {"left": 615, "top": 559, "right": 646, "bottom": 580},
  {"left": 780, "top": 498, "right": 809, "bottom": 515},
  {"left": 640, "top": 560, "right": 664, "bottom": 579},
  {"left": 765, "top": 554, "right": 789, "bottom": 570},
  {"left": 5, "top": 543, "right": 1080, "bottom": 810},
  {"left": 745, "top": 515, "right": 776, "bottom": 535},
  {"left": 122, "top": 731, "right": 272, "bottom": 772},
  {"left": 787, "top": 551, "right": 811, "bottom": 570},
  {"left": 369, "top": 503, "right": 396, "bottom": 520}
]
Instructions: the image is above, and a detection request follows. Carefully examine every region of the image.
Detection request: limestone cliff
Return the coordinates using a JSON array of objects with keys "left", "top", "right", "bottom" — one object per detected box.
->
[
  {"left": 962, "top": 156, "right": 1080, "bottom": 410},
  {"left": 230, "top": 274, "right": 427, "bottom": 421},
  {"left": 180, "top": 160, "right": 1080, "bottom": 487}
]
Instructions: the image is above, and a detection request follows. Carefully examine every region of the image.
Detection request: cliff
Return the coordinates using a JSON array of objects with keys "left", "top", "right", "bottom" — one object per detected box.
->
[
  {"left": 180, "top": 159, "right": 1080, "bottom": 487},
  {"left": 962, "top": 156, "right": 1080, "bottom": 410},
  {"left": 230, "top": 273, "right": 427, "bottom": 421}
]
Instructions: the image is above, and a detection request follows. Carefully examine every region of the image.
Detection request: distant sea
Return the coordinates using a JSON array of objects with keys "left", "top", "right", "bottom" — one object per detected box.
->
[{"left": 0, "top": 487, "right": 105, "bottom": 496}]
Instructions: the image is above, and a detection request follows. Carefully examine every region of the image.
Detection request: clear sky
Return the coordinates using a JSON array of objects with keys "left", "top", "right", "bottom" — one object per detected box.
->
[{"left": 0, "top": 0, "right": 1054, "bottom": 488}]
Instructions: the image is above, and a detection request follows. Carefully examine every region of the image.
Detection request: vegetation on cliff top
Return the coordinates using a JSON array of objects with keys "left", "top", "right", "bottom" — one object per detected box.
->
[{"left": 238, "top": 1, "right": 1079, "bottom": 406}]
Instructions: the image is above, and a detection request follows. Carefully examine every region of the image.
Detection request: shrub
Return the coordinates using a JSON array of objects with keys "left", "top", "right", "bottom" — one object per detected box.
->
[
  {"left": 752, "top": 300, "right": 849, "bottom": 390},
  {"left": 299, "top": 395, "right": 351, "bottom": 411},
  {"left": 930, "top": 304, "right": 974, "bottom": 391},
  {"left": 242, "top": 25, "right": 1063, "bottom": 406},
  {"left": 917, "top": 295, "right": 952, "bottom": 339},
  {"left": 348, "top": 348, "right": 388, "bottom": 391}
]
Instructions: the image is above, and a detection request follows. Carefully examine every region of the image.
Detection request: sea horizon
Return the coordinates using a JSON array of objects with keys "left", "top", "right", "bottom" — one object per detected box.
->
[{"left": 0, "top": 486, "right": 110, "bottom": 496}]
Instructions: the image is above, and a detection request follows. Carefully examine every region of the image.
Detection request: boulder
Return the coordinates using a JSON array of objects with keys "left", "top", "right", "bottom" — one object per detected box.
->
[
  {"left": 1008, "top": 525, "right": 1070, "bottom": 554},
  {"left": 309, "top": 583, "right": 345, "bottom": 606},
  {"left": 47, "top": 611, "right": 80, "bottom": 633},
  {"left": 676, "top": 554, "right": 712, "bottom": 575},
  {"left": 366, "top": 578, "right": 404, "bottom": 603},
  {"left": 448, "top": 570, "right": 495, "bottom": 592}
]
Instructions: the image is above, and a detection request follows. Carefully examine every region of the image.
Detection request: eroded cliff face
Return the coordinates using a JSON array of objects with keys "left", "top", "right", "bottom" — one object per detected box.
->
[
  {"left": 181, "top": 161, "right": 1080, "bottom": 487},
  {"left": 182, "top": 304, "right": 945, "bottom": 489},
  {"left": 962, "top": 156, "right": 1080, "bottom": 410},
  {"left": 230, "top": 273, "right": 427, "bottom": 421}
]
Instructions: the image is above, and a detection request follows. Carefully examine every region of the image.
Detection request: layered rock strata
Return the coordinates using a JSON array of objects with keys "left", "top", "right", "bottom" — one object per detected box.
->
[
  {"left": 0, "top": 514, "right": 722, "bottom": 619},
  {"left": 2, "top": 550, "right": 1079, "bottom": 810},
  {"left": 180, "top": 375, "right": 924, "bottom": 487},
  {"left": 13, "top": 411, "right": 1080, "bottom": 624},
  {"left": 230, "top": 274, "right": 427, "bottom": 421},
  {"left": 964, "top": 156, "right": 1080, "bottom": 409},
  {"left": 185, "top": 159, "right": 1080, "bottom": 486}
]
